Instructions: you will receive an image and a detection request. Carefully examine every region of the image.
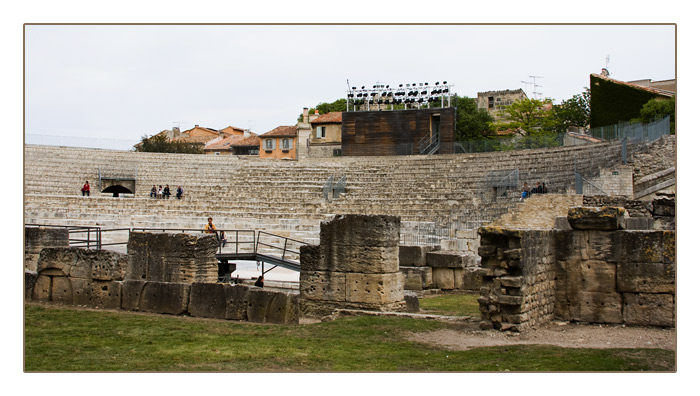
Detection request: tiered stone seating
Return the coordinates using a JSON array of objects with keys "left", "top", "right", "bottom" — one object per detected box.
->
[{"left": 24, "top": 140, "right": 629, "bottom": 246}]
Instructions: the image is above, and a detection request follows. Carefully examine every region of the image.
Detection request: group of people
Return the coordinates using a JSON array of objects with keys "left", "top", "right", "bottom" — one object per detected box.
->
[
  {"left": 150, "top": 185, "right": 184, "bottom": 199},
  {"left": 520, "top": 181, "right": 548, "bottom": 201}
]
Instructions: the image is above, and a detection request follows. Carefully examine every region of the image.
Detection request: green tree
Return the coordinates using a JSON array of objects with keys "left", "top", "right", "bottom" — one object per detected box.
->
[
  {"left": 299, "top": 99, "right": 348, "bottom": 121},
  {"left": 452, "top": 95, "right": 493, "bottom": 141},
  {"left": 553, "top": 88, "right": 591, "bottom": 131},
  {"left": 135, "top": 133, "right": 204, "bottom": 154},
  {"left": 491, "top": 97, "right": 557, "bottom": 135},
  {"left": 633, "top": 96, "right": 675, "bottom": 134}
]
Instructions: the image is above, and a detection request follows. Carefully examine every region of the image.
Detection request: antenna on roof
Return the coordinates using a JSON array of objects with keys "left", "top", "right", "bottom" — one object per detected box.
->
[{"left": 529, "top": 76, "right": 544, "bottom": 100}]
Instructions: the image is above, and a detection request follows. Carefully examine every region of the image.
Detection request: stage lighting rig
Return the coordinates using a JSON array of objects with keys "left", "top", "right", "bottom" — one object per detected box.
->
[{"left": 346, "top": 80, "right": 453, "bottom": 111}]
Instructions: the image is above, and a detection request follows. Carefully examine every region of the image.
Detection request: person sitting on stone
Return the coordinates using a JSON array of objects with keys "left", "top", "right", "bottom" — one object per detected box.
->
[
  {"left": 205, "top": 217, "right": 217, "bottom": 234},
  {"left": 150, "top": 185, "right": 157, "bottom": 198},
  {"left": 254, "top": 275, "right": 264, "bottom": 288},
  {"left": 176, "top": 185, "right": 184, "bottom": 199},
  {"left": 163, "top": 184, "right": 171, "bottom": 199},
  {"left": 157, "top": 185, "right": 163, "bottom": 199},
  {"left": 81, "top": 180, "right": 90, "bottom": 197}
]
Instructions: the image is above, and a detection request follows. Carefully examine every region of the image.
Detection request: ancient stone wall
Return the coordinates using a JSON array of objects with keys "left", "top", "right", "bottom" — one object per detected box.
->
[
  {"left": 477, "top": 206, "right": 676, "bottom": 331},
  {"left": 24, "top": 227, "right": 69, "bottom": 272},
  {"left": 299, "top": 214, "right": 405, "bottom": 316},
  {"left": 26, "top": 231, "right": 299, "bottom": 324}
]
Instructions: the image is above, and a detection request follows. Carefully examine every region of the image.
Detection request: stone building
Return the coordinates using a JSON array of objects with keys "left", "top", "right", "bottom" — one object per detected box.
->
[
  {"left": 476, "top": 89, "right": 528, "bottom": 122},
  {"left": 308, "top": 111, "right": 343, "bottom": 157}
]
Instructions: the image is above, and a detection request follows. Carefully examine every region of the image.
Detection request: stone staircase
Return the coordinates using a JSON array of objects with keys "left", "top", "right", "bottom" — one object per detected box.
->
[
  {"left": 487, "top": 194, "right": 584, "bottom": 230},
  {"left": 24, "top": 140, "right": 627, "bottom": 246}
]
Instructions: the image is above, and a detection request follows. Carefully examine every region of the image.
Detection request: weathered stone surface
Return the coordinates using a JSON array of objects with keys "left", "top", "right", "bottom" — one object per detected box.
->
[
  {"left": 224, "top": 284, "right": 250, "bottom": 321},
  {"left": 51, "top": 276, "right": 73, "bottom": 304},
  {"left": 139, "top": 281, "right": 191, "bottom": 315},
  {"left": 462, "top": 267, "right": 483, "bottom": 292},
  {"left": 623, "top": 293, "right": 674, "bottom": 327},
  {"left": 299, "top": 271, "right": 347, "bottom": 302},
  {"left": 70, "top": 277, "right": 92, "bottom": 306},
  {"left": 400, "top": 266, "right": 433, "bottom": 291},
  {"left": 88, "top": 280, "right": 122, "bottom": 309},
  {"left": 25, "top": 271, "right": 38, "bottom": 300},
  {"left": 567, "top": 206, "right": 626, "bottom": 231},
  {"left": 404, "top": 292, "right": 420, "bottom": 313},
  {"left": 121, "top": 280, "right": 147, "bottom": 311},
  {"left": 32, "top": 275, "right": 51, "bottom": 301},
  {"left": 126, "top": 232, "right": 218, "bottom": 283},
  {"left": 586, "top": 231, "right": 616, "bottom": 262},
  {"left": 426, "top": 251, "right": 466, "bottom": 268},
  {"left": 579, "top": 292, "right": 622, "bottom": 324},
  {"left": 299, "top": 244, "right": 321, "bottom": 272},
  {"left": 189, "top": 282, "right": 228, "bottom": 319},
  {"left": 614, "top": 231, "right": 665, "bottom": 264},
  {"left": 37, "top": 248, "right": 128, "bottom": 281},
  {"left": 320, "top": 244, "right": 399, "bottom": 273},
  {"left": 246, "top": 288, "right": 299, "bottom": 324},
  {"left": 625, "top": 217, "right": 652, "bottom": 230},
  {"left": 345, "top": 272, "right": 404, "bottom": 304},
  {"left": 320, "top": 214, "right": 400, "bottom": 248},
  {"left": 662, "top": 231, "right": 675, "bottom": 264},
  {"left": 399, "top": 245, "right": 439, "bottom": 266},
  {"left": 25, "top": 227, "right": 69, "bottom": 268},
  {"left": 617, "top": 261, "right": 675, "bottom": 293},
  {"left": 580, "top": 261, "right": 617, "bottom": 292},
  {"left": 432, "top": 268, "right": 456, "bottom": 290}
]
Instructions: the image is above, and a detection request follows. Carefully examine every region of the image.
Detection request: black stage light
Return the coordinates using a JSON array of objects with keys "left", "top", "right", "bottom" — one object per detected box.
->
[
  {"left": 443, "top": 81, "right": 447, "bottom": 84},
  {"left": 399, "top": 84, "right": 403, "bottom": 87},
  {"left": 362, "top": 86, "right": 365, "bottom": 89},
  {"left": 435, "top": 82, "right": 440, "bottom": 85},
  {"left": 352, "top": 87, "right": 356, "bottom": 90}
]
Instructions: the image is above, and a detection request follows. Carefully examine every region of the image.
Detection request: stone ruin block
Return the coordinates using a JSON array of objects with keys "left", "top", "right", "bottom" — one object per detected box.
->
[
  {"left": 404, "top": 291, "right": 420, "bottom": 313},
  {"left": 614, "top": 230, "right": 672, "bottom": 264},
  {"left": 426, "top": 251, "right": 467, "bottom": 268},
  {"left": 319, "top": 244, "right": 399, "bottom": 273},
  {"left": 580, "top": 261, "right": 617, "bottom": 293},
  {"left": 32, "top": 275, "right": 52, "bottom": 302},
  {"left": 617, "top": 261, "right": 675, "bottom": 293},
  {"left": 399, "top": 266, "right": 433, "bottom": 291},
  {"left": 299, "top": 270, "right": 347, "bottom": 302},
  {"left": 399, "top": 245, "right": 440, "bottom": 267},
  {"left": 25, "top": 227, "right": 69, "bottom": 272},
  {"left": 246, "top": 288, "right": 299, "bottom": 324},
  {"left": 567, "top": 206, "right": 626, "bottom": 231},
  {"left": 579, "top": 292, "right": 622, "bottom": 324},
  {"left": 462, "top": 267, "right": 483, "bottom": 292},
  {"left": 121, "top": 280, "right": 146, "bottom": 311},
  {"left": 25, "top": 271, "right": 38, "bottom": 300},
  {"left": 188, "top": 282, "right": 228, "bottom": 319},
  {"left": 126, "top": 231, "right": 218, "bottom": 283},
  {"left": 51, "top": 276, "right": 74, "bottom": 305},
  {"left": 224, "top": 285, "right": 251, "bottom": 321},
  {"left": 139, "top": 281, "right": 191, "bottom": 315},
  {"left": 432, "top": 268, "right": 456, "bottom": 290},
  {"left": 87, "top": 280, "right": 122, "bottom": 309},
  {"left": 319, "top": 214, "right": 400, "bottom": 248},
  {"left": 623, "top": 293, "right": 675, "bottom": 327},
  {"left": 37, "top": 248, "right": 128, "bottom": 281},
  {"left": 345, "top": 272, "right": 404, "bottom": 304}
]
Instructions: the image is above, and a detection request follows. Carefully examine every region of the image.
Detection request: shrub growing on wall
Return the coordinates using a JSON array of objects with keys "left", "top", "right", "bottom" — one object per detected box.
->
[{"left": 590, "top": 74, "right": 660, "bottom": 129}]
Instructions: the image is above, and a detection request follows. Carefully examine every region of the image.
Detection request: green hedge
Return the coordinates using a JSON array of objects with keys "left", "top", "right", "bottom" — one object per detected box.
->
[{"left": 590, "top": 74, "right": 660, "bottom": 129}]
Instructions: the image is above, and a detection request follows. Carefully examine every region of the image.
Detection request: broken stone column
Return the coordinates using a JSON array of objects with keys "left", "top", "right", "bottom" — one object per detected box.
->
[
  {"left": 299, "top": 214, "right": 405, "bottom": 317},
  {"left": 125, "top": 231, "right": 218, "bottom": 283}
]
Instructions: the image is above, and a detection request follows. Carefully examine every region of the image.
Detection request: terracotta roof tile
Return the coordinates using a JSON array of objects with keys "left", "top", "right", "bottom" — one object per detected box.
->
[
  {"left": 310, "top": 112, "right": 343, "bottom": 124},
  {"left": 204, "top": 134, "right": 260, "bottom": 151},
  {"left": 261, "top": 126, "right": 297, "bottom": 137},
  {"left": 591, "top": 73, "right": 674, "bottom": 98}
]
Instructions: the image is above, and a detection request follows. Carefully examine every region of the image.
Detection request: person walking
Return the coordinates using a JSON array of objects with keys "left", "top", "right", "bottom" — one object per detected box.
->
[{"left": 81, "top": 181, "right": 90, "bottom": 197}]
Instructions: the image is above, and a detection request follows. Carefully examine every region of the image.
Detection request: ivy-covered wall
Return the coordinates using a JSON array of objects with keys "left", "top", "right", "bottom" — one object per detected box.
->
[{"left": 589, "top": 74, "right": 661, "bottom": 129}]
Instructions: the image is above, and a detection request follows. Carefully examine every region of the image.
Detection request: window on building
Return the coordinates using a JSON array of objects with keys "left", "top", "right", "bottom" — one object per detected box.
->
[
  {"left": 265, "top": 139, "right": 275, "bottom": 150},
  {"left": 316, "top": 126, "right": 326, "bottom": 138},
  {"left": 282, "top": 138, "right": 291, "bottom": 150},
  {"left": 488, "top": 97, "right": 494, "bottom": 109}
]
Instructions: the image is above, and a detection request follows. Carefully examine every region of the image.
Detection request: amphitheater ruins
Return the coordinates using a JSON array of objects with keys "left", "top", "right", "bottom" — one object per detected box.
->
[{"left": 24, "top": 134, "right": 676, "bottom": 330}]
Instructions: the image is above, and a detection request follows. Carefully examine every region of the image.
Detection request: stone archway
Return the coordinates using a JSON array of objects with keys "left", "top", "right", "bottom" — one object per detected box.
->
[{"left": 102, "top": 184, "right": 133, "bottom": 197}]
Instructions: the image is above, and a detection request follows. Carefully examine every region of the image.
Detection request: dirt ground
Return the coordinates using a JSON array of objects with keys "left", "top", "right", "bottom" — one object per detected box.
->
[{"left": 407, "top": 320, "right": 676, "bottom": 351}]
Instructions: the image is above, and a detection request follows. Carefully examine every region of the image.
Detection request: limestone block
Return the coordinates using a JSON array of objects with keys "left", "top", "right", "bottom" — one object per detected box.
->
[
  {"left": 89, "top": 280, "right": 122, "bottom": 309},
  {"left": 121, "top": 280, "right": 147, "bottom": 311},
  {"left": 25, "top": 227, "right": 69, "bottom": 253},
  {"left": 321, "top": 244, "right": 399, "bottom": 273},
  {"left": 623, "top": 293, "right": 675, "bottom": 327},
  {"left": 189, "top": 283, "right": 228, "bottom": 319},
  {"left": 662, "top": 231, "right": 676, "bottom": 264},
  {"left": 32, "top": 274, "right": 52, "bottom": 301},
  {"left": 345, "top": 272, "right": 404, "bottom": 304},
  {"left": 225, "top": 285, "right": 250, "bottom": 321},
  {"left": 614, "top": 231, "right": 665, "bottom": 264},
  {"left": 454, "top": 268, "right": 464, "bottom": 289},
  {"left": 139, "top": 282, "right": 191, "bottom": 315},
  {"left": 90, "top": 251, "right": 128, "bottom": 281},
  {"left": 299, "top": 271, "right": 347, "bottom": 302},
  {"left": 554, "top": 216, "right": 572, "bottom": 230},
  {"left": 586, "top": 231, "right": 616, "bottom": 262},
  {"left": 399, "top": 245, "right": 439, "bottom": 266},
  {"left": 51, "top": 276, "right": 73, "bottom": 304},
  {"left": 25, "top": 271, "right": 38, "bottom": 300},
  {"left": 404, "top": 292, "right": 420, "bottom": 313},
  {"left": 580, "top": 260, "right": 617, "bottom": 292},
  {"left": 70, "top": 277, "right": 92, "bottom": 306},
  {"left": 462, "top": 267, "right": 483, "bottom": 292},
  {"left": 579, "top": 292, "right": 622, "bottom": 324},
  {"left": 433, "top": 268, "right": 456, "bottom": 290},
  {"left": 617, "top": 262, "right": 675, "bottom": 293},
  {"left": 37, "top": 248, "right": 81, "bottom": 278},
  {"left": 246, "top": 289, "right": 299, "bottom": 324},
  {"left": 567, "top": 206, "right": 626, "bottom": 231},
  {"left": 625, "top": 217, "right": 652, "bottom": 230},
  {"left": 426, "top": 251, "right": 466, "bottom": 268},
  {"left": 400, "top": 266, "right": 433, "bottom": 291},
  {"left": 320, "top": 214, "right": 400, "bottom": 248},
  {"left": 300, "top": 244, "right": 321, "bottom": 272}
]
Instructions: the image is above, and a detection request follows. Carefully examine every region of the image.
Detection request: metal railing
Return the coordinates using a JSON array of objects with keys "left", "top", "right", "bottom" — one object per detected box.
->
[
  {"left": 589, "top": 116, "right": 670, "bottom": 143},
  {"left": 418, "top": 131, "right": 440, "bottom": 155}
]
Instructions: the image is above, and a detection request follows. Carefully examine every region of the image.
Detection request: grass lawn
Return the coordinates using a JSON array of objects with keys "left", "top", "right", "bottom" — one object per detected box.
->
[
  {"left": 418, "top": 293, "right": 481, "bottom": 317},
  {"left": 24, "top": 304, "right": 675, "bottom": 372}
]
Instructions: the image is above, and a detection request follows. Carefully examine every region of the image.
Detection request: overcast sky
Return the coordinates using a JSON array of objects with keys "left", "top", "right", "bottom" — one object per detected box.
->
[{"left": 24, "top": 24, "right": 675, "bottom": 149}]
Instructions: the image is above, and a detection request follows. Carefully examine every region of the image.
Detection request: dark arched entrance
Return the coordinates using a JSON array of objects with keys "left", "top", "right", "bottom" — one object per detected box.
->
[{"left": 102, "top": 185, "right": 133, "bottom": 197}]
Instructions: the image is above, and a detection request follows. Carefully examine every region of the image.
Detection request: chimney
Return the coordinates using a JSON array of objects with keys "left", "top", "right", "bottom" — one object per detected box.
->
[
  {"left": 310, "top": 109, "right": 320, "bottom": 122},
  {"left": 303, "top": 107, "right": 309, "bottom": 124},
  {"left": 244, "top": 129, "right": 250, "bottom": 137}
]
